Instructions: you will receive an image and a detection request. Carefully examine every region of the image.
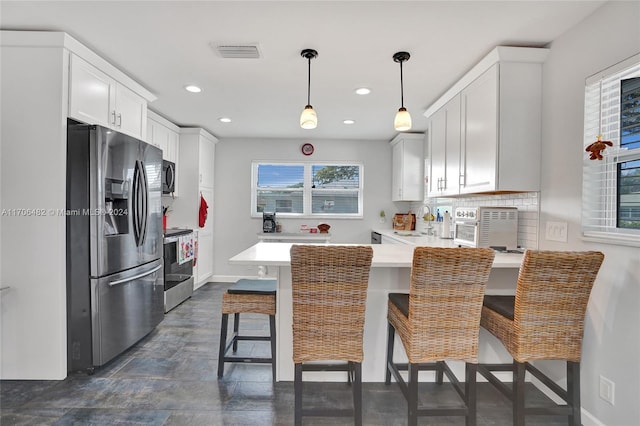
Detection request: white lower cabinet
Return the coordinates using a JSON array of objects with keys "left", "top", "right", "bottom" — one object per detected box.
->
[{"left": 381, "top": 235, "right": 409, "bottom": 244}]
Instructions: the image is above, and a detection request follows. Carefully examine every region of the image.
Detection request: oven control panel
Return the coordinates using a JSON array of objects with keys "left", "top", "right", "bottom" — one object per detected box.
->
[{"left": 455, "top": 207, "right": 477, "bottom": 220}]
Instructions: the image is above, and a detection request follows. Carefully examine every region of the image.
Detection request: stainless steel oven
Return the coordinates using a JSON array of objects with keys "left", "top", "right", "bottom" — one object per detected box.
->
[
  {"left": 163, "top": 228, "right": 194, "bottom": 312},
  {"left": 454, "top": 207, "right": 518, "bottom": 250}
]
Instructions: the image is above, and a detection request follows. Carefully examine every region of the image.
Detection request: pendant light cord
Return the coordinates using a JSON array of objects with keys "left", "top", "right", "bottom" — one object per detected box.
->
[
  {"left": 307, "top": 57, "right": 312, "bottom": 106},
  {"left": 399, "top": 60, "right": 404, "bottom": 108}
]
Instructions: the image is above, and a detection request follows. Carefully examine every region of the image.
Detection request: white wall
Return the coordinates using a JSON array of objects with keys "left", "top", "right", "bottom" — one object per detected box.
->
[
  {"left": 539, "top": 1, "right": 640, "bottom": 425},
  {"left": 0, "top": 46, "right": 69, "bottom": 379},
  {"left": 212, "top": 137, "right": 397, "bottom": 280}
]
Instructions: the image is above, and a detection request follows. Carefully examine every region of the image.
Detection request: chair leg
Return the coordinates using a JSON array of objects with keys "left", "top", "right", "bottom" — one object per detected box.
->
[
  {"left": 407, "top": 362, "right": 418, "bottom": 426},
  {"left": 294, "top": 363, "right": 303, "bottom": 426},
  {"left": 567, "top": 361, "right": 581, "bottom": 426},
  {"left": 269, "top": 314, "right": 277, "bottom": 383},
  {"left": 513, "top": 361, "right": 526, "bottom": 426},
  {"left": 385, "top": 322, "right": 395, "bottom": 385},
  {"left": 352, "top": 362, "right": 362, "bottom": 426},
  {"left": 465, "top": 363, "right": 478, "bottom": 426},
  {"left": 232, "top": 312, "right": 240, "bottom": 352},
  {"left": 217, "top": 313, "right": 229, "bottom": 378},
  {"left": 436, "top": 360, "right": 445, "bottom": 384}
]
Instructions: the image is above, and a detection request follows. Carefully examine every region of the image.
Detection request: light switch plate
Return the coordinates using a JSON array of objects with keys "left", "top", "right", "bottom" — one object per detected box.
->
[{"left": 545, "top": 221, "right": 568, "bottom": 242}]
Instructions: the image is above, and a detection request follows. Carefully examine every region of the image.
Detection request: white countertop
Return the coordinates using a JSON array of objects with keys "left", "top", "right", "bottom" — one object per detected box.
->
[
  {"left": 229, "top": 242, "right": 524, "bottom": 268},
  {"left": 372, "top": 228, "right": 457, "bottom": 247}
]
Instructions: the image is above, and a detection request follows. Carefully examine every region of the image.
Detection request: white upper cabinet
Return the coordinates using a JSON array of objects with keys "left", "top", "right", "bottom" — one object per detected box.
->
[
  {"left": 69, "top": 54, "right": 147, "bottom": 140},
  {"left": 147, "top": 110, "right": 179, "bottom": 163},
  {"left": 425, "top": 46, "right": 549, "bottom": 196},
  {"left": 428, "top": 94, "right": 461, "bottom": 197},
  {"left": 390, "top": 133, "right": 424, "bottom": 201}
]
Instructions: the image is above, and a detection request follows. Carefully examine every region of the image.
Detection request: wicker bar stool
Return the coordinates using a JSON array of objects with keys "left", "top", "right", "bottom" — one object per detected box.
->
[
  {"left": 385, "top": 246, "right": 495, "bottom": 426},
  {"left": 290, "top": 245, "right": 373, "bottom": 426},
  {"left": 217, "top": 278, "right": 277, "bottom": 382},
  {"left": 479, "top": 250, "right": 604, "bottom": 426}
]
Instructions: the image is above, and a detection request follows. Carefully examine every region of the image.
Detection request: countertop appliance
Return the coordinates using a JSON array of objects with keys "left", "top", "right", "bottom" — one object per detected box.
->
[
  {"left": 163, "top": 228, "right": 194, "bottom": 312},
  {"left": 371, "top": 231, "right": 382, "bottom": 244},
  {"left": 162, "top": 160, "right": 176, "bottom": 194},
  {"left": 263, "top": 212, "right": 276, "bottom": 233},
  {"left": 66, "top": 121, "right": 164, "bottom": 373},
  {"left": 453, "top": 206, "right": 518, "bottom": 250}
]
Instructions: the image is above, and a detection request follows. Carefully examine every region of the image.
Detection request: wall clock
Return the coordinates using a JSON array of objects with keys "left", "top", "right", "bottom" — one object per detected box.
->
[{"left": 301, "top": 143, "right": 314, "bottom": 156}]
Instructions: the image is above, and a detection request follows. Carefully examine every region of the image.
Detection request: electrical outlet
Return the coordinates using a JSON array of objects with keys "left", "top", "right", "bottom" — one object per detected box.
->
[
  {"left": 599, "top": 375, "right": 615, "bottom": 405},
  {"left": 545, "top": 221, "right": 568, "bottom": 242}
]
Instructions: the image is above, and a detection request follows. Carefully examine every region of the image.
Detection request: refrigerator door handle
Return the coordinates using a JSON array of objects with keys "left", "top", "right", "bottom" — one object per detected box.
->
[
  {"left": 139, "top": 161, "right": 149, "bottom": 245},
  {"left": 108, "top": 264, "right": 162, "bottom": 287},
  {"left": 132, "top": 160, "right": 147, "bottom": 247},
  {"left": 132, "top": 161, "right": 140, "bottom": 245}
]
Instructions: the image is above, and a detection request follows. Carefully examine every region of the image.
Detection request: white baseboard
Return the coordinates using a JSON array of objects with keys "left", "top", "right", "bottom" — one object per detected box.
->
[{"left": 530, "top": 376, "right": 606, "bottom": 426}]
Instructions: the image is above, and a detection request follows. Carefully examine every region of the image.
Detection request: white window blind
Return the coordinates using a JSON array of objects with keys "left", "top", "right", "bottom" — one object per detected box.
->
[
  {"left": 251, "top": 162, "right": 364, "bottom": 218},
  {"left": 582, "top": 53, "right": 640, "bottom": 245}
]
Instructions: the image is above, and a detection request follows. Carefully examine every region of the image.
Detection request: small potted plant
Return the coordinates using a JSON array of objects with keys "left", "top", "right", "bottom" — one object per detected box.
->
[{"left": 379, "top": 210, "right": 386, "bottom": 224}]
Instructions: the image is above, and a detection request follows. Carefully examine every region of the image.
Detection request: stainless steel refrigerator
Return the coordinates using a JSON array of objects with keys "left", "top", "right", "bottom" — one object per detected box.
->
[{"left": 66, "top": 121, "right": 164, "bottom": 373}]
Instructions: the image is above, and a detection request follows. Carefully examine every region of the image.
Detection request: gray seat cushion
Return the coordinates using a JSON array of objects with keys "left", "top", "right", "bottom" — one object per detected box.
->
[
  {"left": 388, "top": 293, "right": 409, "bottom": 317},
  {"left": 228, "top": 279, "right": 277, "bottom": 295},
  {"left": 483, "top": 295, "right": 515, "bottom": 321}
]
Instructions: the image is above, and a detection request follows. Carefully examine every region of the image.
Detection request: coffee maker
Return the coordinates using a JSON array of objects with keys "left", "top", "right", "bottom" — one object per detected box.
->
[{"left": 263, "top": 212, "right": 276, "bottom": 233}]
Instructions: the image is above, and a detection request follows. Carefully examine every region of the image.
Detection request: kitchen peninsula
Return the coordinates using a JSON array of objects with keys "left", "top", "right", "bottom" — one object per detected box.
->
[{"left": 229, "top": 242, "right": 523, "bottom": 382}]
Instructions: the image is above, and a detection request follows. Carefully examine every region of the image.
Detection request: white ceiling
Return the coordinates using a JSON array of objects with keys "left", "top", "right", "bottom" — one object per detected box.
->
[{"left": 1, "top": 1, "right": 606, "bottom": 141}]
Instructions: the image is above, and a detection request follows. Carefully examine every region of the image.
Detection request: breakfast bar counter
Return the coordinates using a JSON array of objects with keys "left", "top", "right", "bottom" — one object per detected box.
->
[{"left": 229, "top": 242, "right": 523, "bottom": 382}]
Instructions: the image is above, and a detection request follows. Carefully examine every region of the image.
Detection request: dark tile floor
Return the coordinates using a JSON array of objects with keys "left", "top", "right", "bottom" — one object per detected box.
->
[{"left": 1, "top": 282, "right": 569, "bottom": 425}]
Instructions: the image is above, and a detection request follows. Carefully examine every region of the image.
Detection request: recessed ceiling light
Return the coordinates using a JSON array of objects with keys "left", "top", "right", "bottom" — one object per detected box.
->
[
  {"left": 218, "top": 117, "right": 232, "bottom": 123},
  {"left": 355, "top": 88, "right": 371, "bottom": 95},
  {"left": 343, "top": 119, "right": 355, "bottom": 125},
  {"left": 185, "top": 85, "right": 202, "bottom": 93}
]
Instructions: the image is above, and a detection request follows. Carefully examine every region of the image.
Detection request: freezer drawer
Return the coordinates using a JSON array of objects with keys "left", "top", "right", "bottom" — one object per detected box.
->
[{"left": 91, "top": 260, "right": 164, "bottom": 366}]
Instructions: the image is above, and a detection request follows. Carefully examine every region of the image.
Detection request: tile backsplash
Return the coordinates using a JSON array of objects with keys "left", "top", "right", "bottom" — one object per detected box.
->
[{"left": 416, "top": 192, "right": 540, "bottom": 249}]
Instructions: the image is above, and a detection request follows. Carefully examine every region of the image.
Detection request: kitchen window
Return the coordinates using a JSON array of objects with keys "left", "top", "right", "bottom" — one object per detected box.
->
[
  {"left": 251, "top": 162, "right": 363, "bottom": 218},
  {"left": 582, "top": 53, "right": 640, "bottom": 246}
]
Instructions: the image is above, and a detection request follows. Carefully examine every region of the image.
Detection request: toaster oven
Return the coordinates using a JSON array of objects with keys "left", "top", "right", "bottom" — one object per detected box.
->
[{"left": 453, "top": 207, "right": 518, "bottom": 250}]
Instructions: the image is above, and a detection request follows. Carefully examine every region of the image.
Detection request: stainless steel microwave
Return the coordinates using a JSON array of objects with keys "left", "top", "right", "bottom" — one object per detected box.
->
[
  {"left": 162, "top": 160, "right": 176, "bottom": 194},
  {"left": 453, "top": 207, "right": 518, "bottom": 250}
]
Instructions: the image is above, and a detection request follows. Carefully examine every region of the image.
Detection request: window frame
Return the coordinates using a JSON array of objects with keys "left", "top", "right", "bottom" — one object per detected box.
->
[
  {"left": 251, "top": 161, "right": 364, "bottom": 219},
  {"left": 582, "top": 52, "right": 640, "bottom": 247}
]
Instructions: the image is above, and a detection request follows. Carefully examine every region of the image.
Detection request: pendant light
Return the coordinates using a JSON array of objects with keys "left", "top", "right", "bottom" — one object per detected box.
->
[
  {"left": 300, "top": 49, "right": 318, "bottom": 129},
  {"left": 393, "top": 51, "right": 412, "bottom": 131}
]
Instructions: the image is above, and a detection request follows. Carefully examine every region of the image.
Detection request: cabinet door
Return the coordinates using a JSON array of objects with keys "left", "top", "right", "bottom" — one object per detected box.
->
[
  {"left": 166, "top": 128, "right": 179, "bottom": 163},
  {"left": 391, "top": 141, "right": 403, "bottom": 201},
  {"left": 198, "top": 137, "right": 215, "bottom": 189},
  {"left": 114, "top": 84, "right": 146, "bottom": 140},
  {"left": 428, "top": 108, "right": 446, "bottom": 197},
  {"left": 461, "top": 64, "right": 498, "bottom": 194},
  {"left": 428, "top": 95, "right": 460, "bottom": 197},
  {"left": 69, "top": 55, "right": 115, "bottom": 128}
]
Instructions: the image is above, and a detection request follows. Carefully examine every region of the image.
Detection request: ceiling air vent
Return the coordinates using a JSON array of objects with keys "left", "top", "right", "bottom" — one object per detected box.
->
[{"left": 215, "top": 44, "right": 261, "bottom": 59}]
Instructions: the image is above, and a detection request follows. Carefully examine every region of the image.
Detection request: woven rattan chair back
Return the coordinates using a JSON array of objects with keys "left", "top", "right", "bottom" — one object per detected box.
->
[
  {"left": 511, "top": 250, "right": 604, "bottom": 362},
  {"left": 290, "top": 245, "right": 373, "bottom": 364},
  {"left": 403, "top": 247, "right": 494, "bottom": 363}
]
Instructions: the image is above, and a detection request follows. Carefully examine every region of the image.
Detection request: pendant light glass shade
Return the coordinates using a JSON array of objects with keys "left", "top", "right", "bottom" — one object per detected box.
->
[
  {"left": 394, "top": 107, "right": 412, "bottom": 131},
  {"left": 393, "top": 51, "right": 412, "bottom": 131},
  {"left": 300, "top": 49, "right": 318, "bottom": 129},
  {"left": 300, "top": 105, "right": 317, "bottom": 129}
]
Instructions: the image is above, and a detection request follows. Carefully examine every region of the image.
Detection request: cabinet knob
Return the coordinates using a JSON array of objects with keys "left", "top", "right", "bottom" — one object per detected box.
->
[
  {"left": 117, "top": 113, "right": 122, "bottom": 127},
  {"left": 111, "top": 111, "right": 117, "bottom": 125}
]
